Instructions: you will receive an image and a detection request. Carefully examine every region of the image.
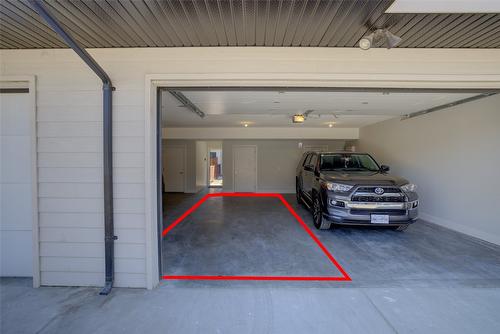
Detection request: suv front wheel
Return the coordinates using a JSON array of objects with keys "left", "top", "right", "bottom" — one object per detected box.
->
[{"left": 313, "top": 195, "right": 331, "bottom": 230}]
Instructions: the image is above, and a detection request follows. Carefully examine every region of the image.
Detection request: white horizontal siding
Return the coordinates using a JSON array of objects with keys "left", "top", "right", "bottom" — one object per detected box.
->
[
  {"left": 38, "top": 153, "right": 144, "bottom": 168},
  {"left": 38, "top": 167, "right": 144, "bottom": 183},
  {"left": 40, "top": 242, "right": 146, "bottom": 259},
  {"left": 39, "top": 213, "right": 144, "bottom": 229},
  {"left": 39, "top": 183, "right": 144, "bottom": 199}
]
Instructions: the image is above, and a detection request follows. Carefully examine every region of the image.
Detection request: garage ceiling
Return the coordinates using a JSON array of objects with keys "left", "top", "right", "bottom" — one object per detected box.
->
[
  {"left": 1, "top": 0, "right": 499, "bottom": 49},
  {"left": 161, "top": 89, "right": 478, "bottom": 127}
]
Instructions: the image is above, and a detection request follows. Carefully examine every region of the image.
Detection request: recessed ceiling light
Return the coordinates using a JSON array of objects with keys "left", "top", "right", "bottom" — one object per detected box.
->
[{"left": 293, "top": 114, "right": 305, "bottom": 123}]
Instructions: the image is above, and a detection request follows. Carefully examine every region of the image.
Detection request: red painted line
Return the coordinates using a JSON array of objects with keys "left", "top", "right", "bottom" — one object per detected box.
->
[
  {"left": 162, "top": 275, "right": 350, "bottom": 281},
  {"left": 161, "top": 192, "right": 351, "bottom": 281},
  {"left": 276, "top": 194, "right": 351, "bottom": 281}
]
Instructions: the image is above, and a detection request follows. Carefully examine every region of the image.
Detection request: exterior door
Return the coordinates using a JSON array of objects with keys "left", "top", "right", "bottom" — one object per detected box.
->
[
  {"left": 163, "top": 146, "right": 185, "bottom": 192},
  {"left": 233, "top": 146, "right": 257, "bottom": 192},
  {"left": 0, "top": 90, "right": 33, "bottom": 277}
]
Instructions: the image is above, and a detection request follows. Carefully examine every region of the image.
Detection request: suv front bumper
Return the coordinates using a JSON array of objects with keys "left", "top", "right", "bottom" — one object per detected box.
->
[{"left": 324, "top": 197, "right": 419, "bottom": 226}]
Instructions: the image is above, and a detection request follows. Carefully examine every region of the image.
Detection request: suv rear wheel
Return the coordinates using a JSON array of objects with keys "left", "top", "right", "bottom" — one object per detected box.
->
[{"left": 313, "top": 195, "right": 331, "bottom": 230}]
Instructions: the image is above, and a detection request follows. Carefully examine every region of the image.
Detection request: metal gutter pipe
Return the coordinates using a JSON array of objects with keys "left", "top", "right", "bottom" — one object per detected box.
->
[{"left": 29, "top": 0, "right": 116, "bottom": 295}]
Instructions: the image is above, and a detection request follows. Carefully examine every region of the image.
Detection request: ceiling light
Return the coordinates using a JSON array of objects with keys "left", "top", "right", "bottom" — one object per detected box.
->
[
  {"left": 293, "top": 114, "right": 305, "bottom": 123},
  {"left": 359, "top": 35, "right": 373, "bottom": 50},
  {"left": 359, "top": 29, "right": 402, "bottom": 50}
]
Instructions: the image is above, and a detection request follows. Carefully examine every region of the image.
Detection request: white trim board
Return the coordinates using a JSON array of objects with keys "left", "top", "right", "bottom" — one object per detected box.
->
[{"left": 0, "top": 75, "right": 39, "bottom": 288}]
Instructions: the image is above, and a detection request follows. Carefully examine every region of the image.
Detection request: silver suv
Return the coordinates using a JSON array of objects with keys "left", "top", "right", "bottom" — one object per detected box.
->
[{"left": 296, "top": 151, "right": 419, "bottom": 231}]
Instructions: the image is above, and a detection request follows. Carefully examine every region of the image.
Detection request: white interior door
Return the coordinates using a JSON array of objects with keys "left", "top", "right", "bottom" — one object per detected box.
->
[
  {"left": 163, "top": 146, "right": 185, "bottom": 192},
  {"left": 234, "top": 146, "right": 257, "bottom": 192},
  {"left": 0, "top": 90, "right": 33, "bottom": 277}
]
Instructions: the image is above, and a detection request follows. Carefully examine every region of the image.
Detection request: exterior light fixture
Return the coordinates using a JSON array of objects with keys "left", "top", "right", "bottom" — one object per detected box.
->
[
  {"left": 359, "top": 29, "right": 402, "bottom": 50},
  {"left": 293, "top": 114, "right": 305, "bottom": 123},
  {"left": 244, "top": 123, "right": 249, "bottom": 127},
  {"left": 329, "top": 123, "right": 333, "bottom": 128}
]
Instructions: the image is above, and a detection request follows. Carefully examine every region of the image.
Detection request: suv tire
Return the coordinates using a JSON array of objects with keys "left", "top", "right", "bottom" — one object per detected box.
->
[
  {"left": 296, "top": 180, "right": 302, "bottom": 204},
  {"left": 394, "top": 225, "right": 409, "bottom": 232},
  {"left": 313, "top": 195, "right": 331, "bottom": 230}
]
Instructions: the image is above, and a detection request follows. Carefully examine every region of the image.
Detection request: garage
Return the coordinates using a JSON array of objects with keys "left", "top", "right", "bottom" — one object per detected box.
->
[
  {"left": 158, "top": 87, "right": 499, "bottom": 283},
  {"left": 1, "top": 1, "right": 500, "bottom": 333}
]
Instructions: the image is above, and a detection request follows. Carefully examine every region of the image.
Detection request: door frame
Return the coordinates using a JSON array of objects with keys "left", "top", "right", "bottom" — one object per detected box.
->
[
  {"left": 0, "top": 75, "right": 39, "bottom": 287},
  {"left": 232, "top": 145, "right": 257, "bottom": 192},
  {"left": 162, "top": 144, "right": 187, "bottom": 193}
]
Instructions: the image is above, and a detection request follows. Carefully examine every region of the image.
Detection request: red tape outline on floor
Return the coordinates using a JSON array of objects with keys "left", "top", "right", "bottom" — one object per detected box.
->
[{"left": 161, "top": 193, "right": 351, "bottom": 281}]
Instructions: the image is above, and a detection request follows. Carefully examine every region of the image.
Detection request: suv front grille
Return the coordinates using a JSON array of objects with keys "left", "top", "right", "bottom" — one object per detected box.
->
[
  {"left": 350, "top": 209, "right": 407, "bottom": 216},
  {"left": 351, "top": 195, "right": 405, "bottom": 202},
  {"left": 356, "top": 187, "right": 401, "bottom": 193},
  {"left": 351, "top": 186, "right": 405, "bottom": 203}
]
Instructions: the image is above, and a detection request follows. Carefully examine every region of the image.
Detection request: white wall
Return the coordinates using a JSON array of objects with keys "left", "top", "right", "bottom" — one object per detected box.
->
[
  {"left": 222, "top": 140, "right": 346, "bottom": 193},
  {"left": 195, "top": 141, "right": 207, "bottom": 189},
  {"left": 358, "top": 94, "right": 500, "bottom": 245},
  {"left": 1, "top": 47, "right": 499, "bottom": 288}
]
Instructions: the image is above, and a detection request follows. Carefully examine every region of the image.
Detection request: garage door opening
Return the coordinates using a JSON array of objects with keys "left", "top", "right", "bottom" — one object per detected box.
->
[{"left": 157, "top": 86, "right": 497, "bottom": 281}]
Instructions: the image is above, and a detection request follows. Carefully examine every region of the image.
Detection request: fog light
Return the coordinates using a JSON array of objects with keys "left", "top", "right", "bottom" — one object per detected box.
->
[{"left": 329, "top": 199, "right": 345, "bottom": 207}]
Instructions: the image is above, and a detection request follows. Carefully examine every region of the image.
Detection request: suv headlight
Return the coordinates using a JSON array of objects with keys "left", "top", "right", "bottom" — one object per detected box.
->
[
  {"left": 401, "top": 183, "right": 417, "bottom": 192},
  {"left": 325, "top": 182, "right": 353, "bottom": 192}
]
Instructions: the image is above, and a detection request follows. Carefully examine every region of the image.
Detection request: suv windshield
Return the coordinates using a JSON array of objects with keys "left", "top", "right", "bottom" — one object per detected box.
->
[{"left": 320, "top": 154, "right": 380, "bottom": 172}]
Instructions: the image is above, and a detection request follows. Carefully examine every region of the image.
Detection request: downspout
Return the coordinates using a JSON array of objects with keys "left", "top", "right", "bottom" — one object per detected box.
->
[{"left": 29, "top": 0, "right": 116, "bottom": 295}]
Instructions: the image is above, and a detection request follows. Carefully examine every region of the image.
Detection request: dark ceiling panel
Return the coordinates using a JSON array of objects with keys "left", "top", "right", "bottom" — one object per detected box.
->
[{"left": 1, "top": 0, "right": 499, "bottom": 49}]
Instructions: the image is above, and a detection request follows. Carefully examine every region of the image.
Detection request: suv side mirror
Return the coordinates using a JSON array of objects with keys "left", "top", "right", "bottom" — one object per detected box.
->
[
  {"left": 304, "top": 165, "right": 314, "bottom": 172},
  {"left": 380, "top": 165, "right": 390, "bottom": 172}
]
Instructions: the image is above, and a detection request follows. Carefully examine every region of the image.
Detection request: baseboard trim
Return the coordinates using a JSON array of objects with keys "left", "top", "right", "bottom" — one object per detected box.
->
[{"left": 420, "top": 212, "right": 500, "bottom": 246}]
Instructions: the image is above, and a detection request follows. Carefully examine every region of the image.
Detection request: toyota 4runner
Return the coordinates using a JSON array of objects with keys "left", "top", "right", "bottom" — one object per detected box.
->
[{"left": 296, "top": 151, "right": 419, "bottom": 231}]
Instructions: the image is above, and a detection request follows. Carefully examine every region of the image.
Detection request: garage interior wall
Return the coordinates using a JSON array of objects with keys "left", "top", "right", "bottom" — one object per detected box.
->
[
  {"left": 1, "top": 47, "right": 499, "bottom": 288},
  {"left": 222, "top": 139, "right": 346, "bottom": 193},
  {"left": 195, "top": 141, "right": 208, "bottom": 190},
  {"left": 357, "top": 94, "right": 500, "bottom": 245}
]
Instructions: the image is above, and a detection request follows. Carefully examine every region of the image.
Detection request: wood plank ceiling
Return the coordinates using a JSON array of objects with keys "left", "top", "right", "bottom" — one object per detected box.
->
[{"left": 1, "top": 0, "right": 499, "bottom": 49}]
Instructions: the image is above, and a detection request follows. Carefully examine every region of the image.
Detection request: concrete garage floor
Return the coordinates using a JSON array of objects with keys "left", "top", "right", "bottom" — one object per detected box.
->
[{"left": 2, "top": 192, "right": 500, "bottom": 334}]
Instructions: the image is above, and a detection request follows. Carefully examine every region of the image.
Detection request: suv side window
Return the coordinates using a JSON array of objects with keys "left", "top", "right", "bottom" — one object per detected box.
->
[
  {"left": 303, "top": 153, "right": 312, "bottom": 167},
  {"left": 309, "top": 154, "right": 318, "bottom": 169}
]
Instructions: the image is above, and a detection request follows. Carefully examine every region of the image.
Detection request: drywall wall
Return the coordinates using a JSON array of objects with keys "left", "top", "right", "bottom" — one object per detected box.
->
[
  {"left": 195, "top": 141, "right": 208, "bottom": 189},
  {"left": 358, "top": 94, "right": 500, "bottom": 245},
  {"left": 222, "top": 139, "right": 346, "bottom": 193}
]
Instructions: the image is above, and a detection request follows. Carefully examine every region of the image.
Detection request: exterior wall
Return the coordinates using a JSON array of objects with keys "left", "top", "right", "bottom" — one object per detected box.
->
[
  {"left": 1, "top": 47, "right": 499, "bottom": 288},
  {"left": 358, "top": 94, "right": 500, "bottom": 245}
]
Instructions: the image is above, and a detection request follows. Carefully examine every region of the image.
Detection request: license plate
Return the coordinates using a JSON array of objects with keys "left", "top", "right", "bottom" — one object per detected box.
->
[{"left": 371, "top": 214, "right": 389, "bottom": 224}]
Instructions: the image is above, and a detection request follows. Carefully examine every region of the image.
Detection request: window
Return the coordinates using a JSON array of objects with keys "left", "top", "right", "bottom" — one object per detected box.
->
[{"left": 320, "top": 154, "right": 380, "bottom": 171}]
